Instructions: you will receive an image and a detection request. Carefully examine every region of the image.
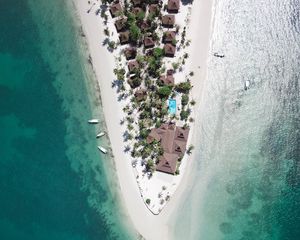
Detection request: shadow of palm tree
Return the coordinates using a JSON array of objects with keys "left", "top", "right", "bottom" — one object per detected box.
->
[{"left": 124, "top": 145, "right": 131, "bottom": 153}]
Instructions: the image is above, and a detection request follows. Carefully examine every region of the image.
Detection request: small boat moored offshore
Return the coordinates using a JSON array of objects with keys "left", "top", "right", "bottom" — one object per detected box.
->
[
  {"left": 213, "top": 52, "right": 225, "bottom": 58},
  {"left": 88, "top": 119, "right": 99, "bottom": 124},
  {"left": 244, "top": 80, "right": 250, "bottom": 90},
  {"left": 97, "top": 146, "right": 107, "bottom": 154},
  {"left": 96, "top": 132, "right": 105, "bottom": 138}
]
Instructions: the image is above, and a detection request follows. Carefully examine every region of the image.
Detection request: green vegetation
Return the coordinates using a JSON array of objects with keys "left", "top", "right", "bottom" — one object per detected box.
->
[
  {"left": 113, "top": 68, "right": 126, "bottom": 81},
  {"left": 153, "top": 47, "right": 164, "bottom": 59},
  {"left": 140, "top": 128, "right": 149, "bottom": 139},
  {"left": 187, "top": 145, "right": 194, "bottom": 155},
  {"left": 147, "top": 56, "right": 161, "bottom": 77},
  {"left": 136, "top": 11, "right": 145, "bottom": 23},
  {"left": 129, "top": 23, "right": 141, "bottom": 43},
  {"left": 136, "top": 54, "right": 145, "bottom": 65},
  {"left": 175, "top": 81, "right": 192, "bottom": 93},
  {"left": 101, "top": 1, "right": 196, "bottom": 177},
  {"left": 181, "top": 94, "right": 189, "bottom": 106},
  {"left": 146, "top": 198, "right": 151, "bottom": 205},
  {"left": 158, "top": 86, "right": 172, "bottom": 98},
  {"left": 172, "top": 62, "right": 180, "bottom": 71},
  {"left": 127, "top": 12, "right": 136, "bottom": 25},
  {"left": 107, "top": 40, "right": 116, "bottom": 50},
  {"left": 146, "top": 159, "right": 155, "bottom": 171},
  {"left": 128, "top": 76, "right": 142, "bottom": 88},
  {"left": 145, "top": 48, "right": 164, "bottom": 77},
  {"left": 180, "top": 108, "right": 191, "bottom": 121}
]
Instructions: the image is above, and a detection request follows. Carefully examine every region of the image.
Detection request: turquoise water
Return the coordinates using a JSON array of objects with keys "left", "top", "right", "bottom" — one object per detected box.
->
[
  {"left": 168, "top": 99, "right": 176, "bottom": 115},
  {"left": 0, "top": 0, "right": 135, "bottom": 239},
  {"left": 172, "top": 0, "right": 300, "bottom": 239}
]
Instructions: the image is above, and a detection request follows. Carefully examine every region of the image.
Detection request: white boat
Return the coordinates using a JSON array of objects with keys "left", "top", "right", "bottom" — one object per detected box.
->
[
  {"left": 244, "top": 80, "right": 250, "bottom": 90},
  {"left": 88, "top": 119, "right": 99, "bottom": 124},
  {"left": 96, "top": 132, "right": 105, "bottom": 138},
  {"left": 97, "top": 146, "right": 107, "bottom": 154}
]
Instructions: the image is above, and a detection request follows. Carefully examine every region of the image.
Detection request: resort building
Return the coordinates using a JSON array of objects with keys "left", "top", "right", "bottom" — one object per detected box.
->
[
  {"left": 124, "top": 47, "right": 137, "bottom": 60},
  {"left": 115, "top": 17, "right": 127, "bottom": 32},
  {"left": 163, "top": 31, "right": 176, "bottom": 44},
  {"left": 156, "top": 153, "right": 178, "bottom": 174},
  {"left": 159, "top": 74, "right": 174, "bottom": 86},
  {"left": 148, "top": 4, "right": 159, "bottom": 16},
  {"left": 167, "top": 69, "right": 174, "bottom": 75},
  {"left": 144, "top": 36, "right": 155, "bottom": 48},
  {"left": 167, "top": 0, "right": 180, "bottom": 13},
  {"left": 128, "top": 60, "right": 140, "bottom": 73},
  {"left": 164, "top": 44, "right": 176, "bottom": 57},
  {"left": 110, "top": 3, "right": 122, "bottom": 18},
  {"left": 134, "top": 89, "right": 147, "bottom": 101},
  {"left": 132, "top": 7, "right": 144, "bottom": 16},
  {"left": 140, "top": 21, "right": 151, "bottom": 32},
  {"left": 147, "top": 123, "right": 190, "bottom": 174},
  {"left": 162, "top": 15, "right": 175, "bottom": 28},
  {"left": 119, "top": 31, "right": 130, "bottom": 44}
]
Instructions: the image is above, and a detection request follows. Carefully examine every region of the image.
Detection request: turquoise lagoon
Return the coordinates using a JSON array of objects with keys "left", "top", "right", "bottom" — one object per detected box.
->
[{"left": 0, "top": 0, "right": 135, "bottom": 239}]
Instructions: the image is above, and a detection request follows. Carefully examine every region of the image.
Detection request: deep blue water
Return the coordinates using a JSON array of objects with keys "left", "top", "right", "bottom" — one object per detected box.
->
[{"left": 0, "top": 0, "right": 134, "bottom": 239}]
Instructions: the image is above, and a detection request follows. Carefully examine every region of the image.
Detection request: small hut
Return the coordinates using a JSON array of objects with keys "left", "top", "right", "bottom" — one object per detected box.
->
[
  {"left": 164, "top": 44, "right": 176, "bottom": 57},
  {"left": 119, "top": 31, "right": 130, "bottom": 44},
  {"left": 109, "top": 3, "right": 122, "bottom": 18},
  {"left": 167, "top": 0, "right": 180, "bottom": 13},
  {"left": 162, "top": 15, "right": 175, "bottom": 28}
]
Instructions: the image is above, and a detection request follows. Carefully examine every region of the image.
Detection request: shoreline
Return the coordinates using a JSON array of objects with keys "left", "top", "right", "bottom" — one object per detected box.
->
[{"left": 73, "top": 0, "right": 214, "bottom": 239}]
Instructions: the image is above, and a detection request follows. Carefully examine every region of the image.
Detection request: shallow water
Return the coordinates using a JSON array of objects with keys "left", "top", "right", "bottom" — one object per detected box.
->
[
  {"left": 172, "top": 0, "right": 300, "bottom": 239},
  {"left": 0, "top": 0, "right": 134, "bottom": 239}
]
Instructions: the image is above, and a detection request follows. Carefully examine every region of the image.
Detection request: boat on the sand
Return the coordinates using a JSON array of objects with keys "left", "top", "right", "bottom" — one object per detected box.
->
[{"left": 97, "top": 146, "right": 107, "bottom": 154}]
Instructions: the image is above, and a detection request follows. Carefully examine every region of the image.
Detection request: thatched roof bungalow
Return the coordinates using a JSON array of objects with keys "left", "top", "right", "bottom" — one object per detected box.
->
[
  {"left": 164, "top": 44, "right": 176, "bottom": 57},
  {"left": 124, "top": 47, "right": 137, "bottom": 60},
  {"left": 110, "top": 3, "right": 122, "bottom": 18},
  {"left": 115, "top": 17, "right": 127, "bottom": 32},
  {"left": 119, "top": 31, "right": 130, "bottom": 44},
  {"left": 167, "top": 0, "right": 180, "bottom": 13},
  {"left": 128, "top": 60, "right": 140, "bottom": 73},
  {"left": 163, "top": 31, "right": 176, "bottom": 43},
  {"left": 161, "top": 15, "right": 175, "bottom": 28},
  {"left": 144, "top": 36, "right": 155, "bottom": 48}
]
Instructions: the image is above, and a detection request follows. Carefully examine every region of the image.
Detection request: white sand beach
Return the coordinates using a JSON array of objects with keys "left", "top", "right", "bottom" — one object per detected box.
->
[{"left": 73, "top": 0, "right": 214, "bottom": 239}]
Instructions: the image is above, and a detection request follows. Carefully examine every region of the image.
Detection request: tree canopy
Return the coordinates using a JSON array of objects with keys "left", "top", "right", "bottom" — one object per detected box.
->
[
  {"left": 175, "top": 81, "right": 192, "bottom": 93},
  {"left": 158, "top": 86, "right": 172, "bottom": 98},
  {"left": 129, "top": 23, "right": 141, "bottom": 43}
]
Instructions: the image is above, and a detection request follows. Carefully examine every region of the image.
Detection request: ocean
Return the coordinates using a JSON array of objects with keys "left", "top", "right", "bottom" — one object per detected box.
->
[
  {"left": 172, "top": 0, "right": 300, "bottom": 239},
  {"left": 1, "top": 0, "right": 299, "bottom": 239},
  {"left": 0, "top": 0, "right": 135, "bottom": 239}
]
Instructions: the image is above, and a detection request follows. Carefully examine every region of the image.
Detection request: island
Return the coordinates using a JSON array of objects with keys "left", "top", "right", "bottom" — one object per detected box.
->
[{"left": 74, "top": 0, "right": 213, "bottom": 238}]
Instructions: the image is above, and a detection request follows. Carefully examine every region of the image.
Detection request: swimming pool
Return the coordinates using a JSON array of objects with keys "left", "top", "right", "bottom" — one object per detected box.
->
[{"left": 168, "top": 99, "right": 176, "bottom": 115}]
